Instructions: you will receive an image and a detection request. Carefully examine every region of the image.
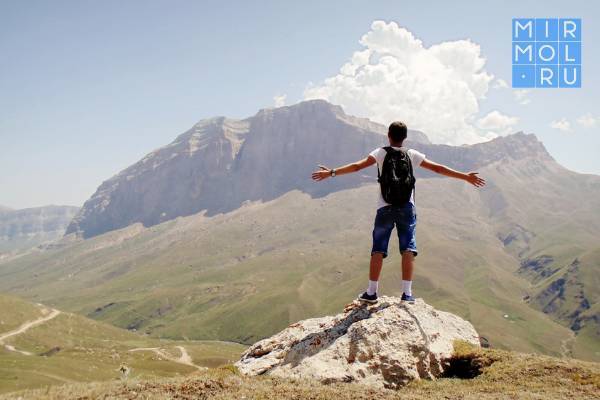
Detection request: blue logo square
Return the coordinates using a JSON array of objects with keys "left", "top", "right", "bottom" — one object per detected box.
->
[
  {"left": 535, "top": 18, "right": 558, "bottom": 40},
  {"left": 512, "top": 17, "right": 581, "bottom": 88},
  {"left": 513, "top": 42, "right": 535, "bottom": 64},
  {"left": 535, "top": 42, "right": 558, "bottom": 64},
  {"left": 536, "top": 65, "right": 559, "bottom": 88},
  {"left": 513, "top": 18, "right": 534, "bottom": 40},
  {"left": 513, "top": 65, "right": 535, "bottom": 88},
  {"left": 559, "top": 18, "right": 581, "bottom": 41},
  {"left": 560, "top": 65, "right": 581, "bottom": 87},
  {"left": 559, "top": 42, "right": 581, "bottom": 64}
]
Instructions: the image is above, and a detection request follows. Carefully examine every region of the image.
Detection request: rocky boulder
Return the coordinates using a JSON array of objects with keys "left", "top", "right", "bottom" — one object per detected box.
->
[{"left": 235, "top": 296, "right": 480, "bottom": 389}]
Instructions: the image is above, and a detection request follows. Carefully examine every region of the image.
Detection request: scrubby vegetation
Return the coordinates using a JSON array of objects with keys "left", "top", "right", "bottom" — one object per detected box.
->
[{"left": 2, "top": 343, "right": 598, "bottom": 400}]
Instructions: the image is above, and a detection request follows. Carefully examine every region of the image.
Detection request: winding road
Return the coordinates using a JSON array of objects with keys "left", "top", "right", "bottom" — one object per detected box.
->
[
  {"left": 1, "top": 306, "right": 202, "bottom": 373},
  {"left": 0, "top": 308, "right": 61, "bottom": 355},
  {"left": 129, "top": 345, "right": 203, "bottom": 370}
]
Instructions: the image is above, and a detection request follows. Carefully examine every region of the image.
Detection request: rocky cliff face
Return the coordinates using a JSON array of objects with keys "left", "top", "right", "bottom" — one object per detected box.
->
[
  {"left": 0, "top": 205, "right": 80, "bottom": 252},
  {"left": 236, "top": 296, "right": 480, "bottom": 389},
  {"left": 65, "top": 117, "right": 249, "bottom": 238},
  {"left": 66, "top": 100, "right": 429, "bottom": 238},
  {"left": 66, "top": 100, "right": 552, "bottom": 239}
]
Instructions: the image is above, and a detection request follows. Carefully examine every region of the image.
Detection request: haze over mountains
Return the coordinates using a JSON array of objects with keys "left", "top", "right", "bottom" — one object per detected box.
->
[
  {"left": 0, "top": 205, "right": 79, "bottom": 253},
  {"left": 1, "top": 100, "right": 598, "bottom": 364}
]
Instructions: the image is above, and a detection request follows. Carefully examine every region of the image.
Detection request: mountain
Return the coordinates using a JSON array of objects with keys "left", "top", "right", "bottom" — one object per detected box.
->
[
  {"left": 65, "top": 100, "right": 429, "bottom": 239},
  {"left": 0, "top": 205, "right": 80, "bottom": 253},
  {"left": 0, "top": 100, "right": 598, "bottom": 364},
  {"left": 0, "top": 293, "right": 245, "bottom": 394}
]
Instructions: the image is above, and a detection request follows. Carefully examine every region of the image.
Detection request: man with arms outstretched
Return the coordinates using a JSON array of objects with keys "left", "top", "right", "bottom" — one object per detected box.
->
[{"left": 312, "top": 121, "right": 485, "bottom": 304}]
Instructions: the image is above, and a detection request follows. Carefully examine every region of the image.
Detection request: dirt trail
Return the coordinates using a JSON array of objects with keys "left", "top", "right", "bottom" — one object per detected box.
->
[
  {"left": 174, "top": 345, "right": 196, "bottom": 367},
  {"left": 0, "top": 308, "right": 61, "bottom": 355},
  {"left": 560, "top": 331, "right": 576, "bottom": 358},
  {"left": 4, "top": 344, "right": 33, "bottom": 356},
  {"left": 129, "top": 346, "right": 203, "bottom": 370}
]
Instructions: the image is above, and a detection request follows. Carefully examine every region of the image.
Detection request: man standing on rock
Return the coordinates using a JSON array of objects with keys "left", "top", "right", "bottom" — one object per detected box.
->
[{"left": 312, "top": 121, "right": 485, "bottom": 304}]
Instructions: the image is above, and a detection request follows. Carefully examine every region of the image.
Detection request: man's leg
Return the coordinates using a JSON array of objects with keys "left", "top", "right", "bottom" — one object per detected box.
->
[
  {"left": 401, "top": 251, "right": 414, "bottom": 296},
  {"left": 369, "top": 252, "right": 384, "bottom": 281},
  {"left": 361, "top": 208, "right": 393, "bottom": 300},
  {"left": 397, "top": 204, "right": 417, "bottom": 299},
  {"left": 367, "top": 252, "right": 384, "bottom": 295}
]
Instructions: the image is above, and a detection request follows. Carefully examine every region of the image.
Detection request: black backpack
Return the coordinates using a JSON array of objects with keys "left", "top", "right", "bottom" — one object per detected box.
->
[{"left": 377, "top": 147, "right": 416, "bottom": 205}]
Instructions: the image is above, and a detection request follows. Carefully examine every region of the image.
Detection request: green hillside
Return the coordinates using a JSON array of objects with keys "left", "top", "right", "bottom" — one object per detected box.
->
[
  {"left": 0, "top": 178, "right": 588, "bottom": 360},
  {"left": 1, "top": 142, "right": 599, "bottom": 362},
  {"left": 0, "top": 294, "right": 245, "bottom": 394},
  {"left": 0, "top": 295, "right": 45, "bottom": 333},
  {"left": 477, "top": 157, "right": 600, "bottom": 360}
]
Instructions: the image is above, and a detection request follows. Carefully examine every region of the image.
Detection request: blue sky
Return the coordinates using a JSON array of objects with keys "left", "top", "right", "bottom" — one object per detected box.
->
[{"left": 1, "top": 0, "right": 599, "bottom": 208}]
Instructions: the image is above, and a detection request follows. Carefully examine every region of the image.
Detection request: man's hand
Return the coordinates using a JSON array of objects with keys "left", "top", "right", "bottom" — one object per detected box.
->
[
  {"left": 311, "top": 165, "right": 331, "bottom": 181},
  {"left": 421, "top": 159, "right": 486, "bottom": 188},
  {"left": 311, "top": 157, "right": 375, "bottom": 181},
  {"left": 465, "top": 172, "right": 486, "bottom": 187}
]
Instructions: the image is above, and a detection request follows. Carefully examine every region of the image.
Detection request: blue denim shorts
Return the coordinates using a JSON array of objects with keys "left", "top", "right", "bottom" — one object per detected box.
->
[{"left": 371, "top": 203, "right": 417, "bottom": 258}]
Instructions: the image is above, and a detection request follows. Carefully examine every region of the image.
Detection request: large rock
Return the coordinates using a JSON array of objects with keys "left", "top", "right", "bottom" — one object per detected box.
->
[{"left": 235, "top": 296, "right": 480, "bottom": 389}]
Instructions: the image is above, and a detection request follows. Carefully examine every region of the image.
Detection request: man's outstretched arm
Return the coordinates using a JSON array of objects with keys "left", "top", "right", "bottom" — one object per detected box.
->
[
  {"left": 420, "top": 159, "right": 486, "bottom": 187},
  {"left": 311, "top": 156, "right": 376, "bottom": 181}
]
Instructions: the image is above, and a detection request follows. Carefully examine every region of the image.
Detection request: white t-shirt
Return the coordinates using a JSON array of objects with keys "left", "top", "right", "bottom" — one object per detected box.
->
[{"left": 368, "top": 147, "right": 426, "bottom": 209}]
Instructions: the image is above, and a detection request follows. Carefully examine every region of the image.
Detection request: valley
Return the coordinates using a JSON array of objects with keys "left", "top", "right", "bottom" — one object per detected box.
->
[{"left": 0, "top": 101, "right": 598, "bottom": 396}]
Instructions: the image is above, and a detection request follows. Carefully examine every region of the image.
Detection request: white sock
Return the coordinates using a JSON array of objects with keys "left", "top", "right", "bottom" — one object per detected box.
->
[
  {"left": 402, "top": 280, "right": 412, "bottom": 296},
  {"left": 367, "top": 280, "right": 378, "bottom": 296}
]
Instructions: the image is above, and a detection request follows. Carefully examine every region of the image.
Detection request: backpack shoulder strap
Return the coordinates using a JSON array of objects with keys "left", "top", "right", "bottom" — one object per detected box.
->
[
  {"left": 377, "top": 147, "right": 391, "bottom": 180},
  {"left": 401, "top": 147, "right": 416, "bottom": 205}
]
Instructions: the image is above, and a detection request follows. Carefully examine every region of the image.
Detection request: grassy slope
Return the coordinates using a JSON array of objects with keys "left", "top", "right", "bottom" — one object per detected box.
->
[
  {"left": 0, "top": 295, "right": 44, "bottom": 333},
  {"left": 477, "top": 158, "right": 600, "bottom": 360},
  {"left": 0, "top": 176, "right": 582, "bottom": 360},
  {"left": 2, "top": 344, "right": 599, "bottom": 400},
  {"left": 0, "top": 294, "right": 245, "bottom": 394}
]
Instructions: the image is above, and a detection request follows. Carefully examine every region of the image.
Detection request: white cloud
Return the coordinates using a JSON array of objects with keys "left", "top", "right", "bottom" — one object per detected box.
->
[
  {"left": 513, "top": 89, "right": 531, "bottom": 105},
  {"left": 477, "top": 110, "right": 519, "bottom": 136},
  {"left": 304, "top": 20, "right": 507, "bottom": 145},
  {"left": 550, "top": 118, "right": 572, "bottom": 132},
  {"left": 492, "top": 79, "right": 508, "bottom": 89},
  {"left": 576, "top": 113, "right": 597, "bottom": 128},
  {"left": 273, "top": 94, "right": 287, "bottom": 107}
]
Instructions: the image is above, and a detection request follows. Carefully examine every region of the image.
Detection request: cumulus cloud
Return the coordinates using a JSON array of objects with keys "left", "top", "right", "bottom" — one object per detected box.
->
[
  {"left": 513, "top": 89, "right": 531, "bottom": 105},
  {"left": 273, "top": 94, "right": 287, "bottom": 107},
  {"left": 304, "top": 21, "right": 507, "bottom": 145},
  {"left": 550, "top": 118, "right": 572, "bottom": 132},
  {"left": 477, "top": 110, "right": 519, "bottom": 136},
  {"left": 576, "top": 113, "right": 597, "bottom": 128}
]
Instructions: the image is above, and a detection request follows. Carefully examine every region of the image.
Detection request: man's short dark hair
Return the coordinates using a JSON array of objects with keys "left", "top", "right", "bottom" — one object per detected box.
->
[{"left": 388, "top": 121, "right": 407, "bottom": 144}]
